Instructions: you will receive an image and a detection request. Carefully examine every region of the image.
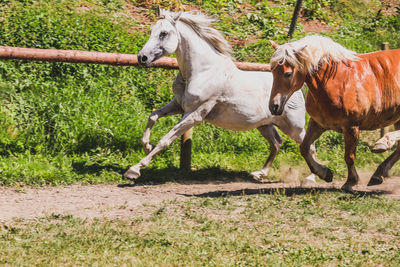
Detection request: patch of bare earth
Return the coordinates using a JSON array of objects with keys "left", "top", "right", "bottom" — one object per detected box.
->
[
  {"left": 1, "top": 174, "right": 399, "bottom": 223},
  {"left": 125, "top": 3, "right": 154, "bottom": 32},
  {"left": 301, "top": 19, "right": 333, "bottom": 33}
]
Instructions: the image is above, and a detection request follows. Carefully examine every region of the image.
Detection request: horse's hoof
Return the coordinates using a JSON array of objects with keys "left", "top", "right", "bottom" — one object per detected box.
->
[
  {"left": 341, "top": 183, "right": 355, "bottom": 193},
  {"left": 371, "top": 143, "right": 388, "bottom": 153},
  {"left": 323, "top": 168, "right": 333, "bottom": 183},
  {"left": 124, "top": 167, "right": 141, "bottom": 181},
  {"left": 250, "top": 170, "right": 267, "bottom": 181},
  {"left": 367, "top": 175, "right": 383, "bottom": 186}
]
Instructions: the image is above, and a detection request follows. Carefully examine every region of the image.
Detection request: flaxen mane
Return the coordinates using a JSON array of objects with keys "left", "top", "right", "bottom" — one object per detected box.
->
[{"left": 270, "top": 35, "right": 358, "bottom": 74}]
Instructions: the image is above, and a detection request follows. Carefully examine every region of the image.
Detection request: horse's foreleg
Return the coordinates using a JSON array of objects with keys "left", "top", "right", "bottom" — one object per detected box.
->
[
  {"left": 372, "top": 130, "right": 400, "bottom": 153},
  {"left": 124, "top": 100, "right": 217, "bottom": 180},
  {"left": 250, "top": 124, "right": 282, "bottom": 180},
  {"left": 300, "top": 119, "right": 332, "bottom": 182},
  {"left": 369, "top": 122, "right": 400, "bottom": 186},
  {"left": 342, "top": 126, "right": 360, "bottom": 192},
  {"left": 141, "top": 99, "right": 184, "bottom": 154}
]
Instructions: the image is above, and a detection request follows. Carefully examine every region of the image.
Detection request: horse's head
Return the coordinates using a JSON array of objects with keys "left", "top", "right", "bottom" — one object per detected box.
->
[
  {"left": 268, "top": 41, "right": 307, "bottom": 116},
  {"left": 138, "top": 8, "right": 181, "bottom": 67}
]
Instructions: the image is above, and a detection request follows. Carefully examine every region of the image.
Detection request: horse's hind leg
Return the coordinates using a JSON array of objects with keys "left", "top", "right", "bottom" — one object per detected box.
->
[
  {"left": 250, "top": 124, "right": 282, "bottom": 180},
  {"left": 369, "top": 122, "right": 400, "bottom": 186},
  {"left": 141, "top": 98, "right": 183, "bottom": 154},
  {"left": 300, "top": 119, "right": 333, "bottom": 182},
  {"left": 124, "top": 99, "right": 217, "bottom": 180}
]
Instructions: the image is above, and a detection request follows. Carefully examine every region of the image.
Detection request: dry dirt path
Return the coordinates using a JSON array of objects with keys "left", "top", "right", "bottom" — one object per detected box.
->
[{"left": 1, "top": 173, "right": 400, "bottom": 223}]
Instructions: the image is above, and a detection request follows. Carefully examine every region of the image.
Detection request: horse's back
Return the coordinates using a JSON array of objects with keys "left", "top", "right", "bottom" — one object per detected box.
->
[
  {"left": 359, "top": 49, "right": 400, "bottom": 81},
  {"left": 307, "top": 49, "right": 400, "bottom": 130},
  {"left": 359, "top": 49, "right": 400, "bottom": 123}
]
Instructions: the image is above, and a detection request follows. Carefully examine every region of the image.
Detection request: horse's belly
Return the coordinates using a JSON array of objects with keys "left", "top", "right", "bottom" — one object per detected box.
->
[
  {"left": 205, "top": 103, "right": 268, "bottom": 131},
  {"left": 308, "top": 102, "right": 400, "bottom": 131},
  {"left": 359, "top": 109, "right": 400, "bottom": 130}
]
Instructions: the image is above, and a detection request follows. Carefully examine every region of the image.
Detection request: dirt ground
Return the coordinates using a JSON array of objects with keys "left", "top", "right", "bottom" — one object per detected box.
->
[{"left": 1, "top": 171, "right": 400, "bottom": 224}]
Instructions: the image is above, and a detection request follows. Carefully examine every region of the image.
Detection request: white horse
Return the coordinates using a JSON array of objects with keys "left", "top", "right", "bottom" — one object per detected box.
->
[{"left": 124, "top": 9, "right": 314, "bottom": 181}]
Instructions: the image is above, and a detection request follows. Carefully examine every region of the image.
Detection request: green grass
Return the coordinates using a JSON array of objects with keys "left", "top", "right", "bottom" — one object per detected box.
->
[
  {"left": 1, "top": 192, "right": 400, "bottom": 265},
  {"left": 0, "top": 0, "right": 398, "bottom": 185}
]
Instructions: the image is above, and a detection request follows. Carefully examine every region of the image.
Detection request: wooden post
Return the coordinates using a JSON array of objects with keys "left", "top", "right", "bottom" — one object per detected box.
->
[
  {"left": 180, "top": 128, "right": 192, "bottom": 172},
  {"left": 288, "top": 0, "right": 303, "bottom": 39},
  {"left": 380, "top": 42, "right": 390, "bottom": 137}
]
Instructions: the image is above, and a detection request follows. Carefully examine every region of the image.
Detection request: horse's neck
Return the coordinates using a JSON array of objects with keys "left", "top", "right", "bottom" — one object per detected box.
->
[{"left": 175, "top": 23, "right": 230, "bottom": 81}]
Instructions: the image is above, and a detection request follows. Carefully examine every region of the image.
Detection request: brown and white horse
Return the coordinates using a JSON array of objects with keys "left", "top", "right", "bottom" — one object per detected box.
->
[{"left": 268, "top": 35, "right": 400, "bottom": 191}]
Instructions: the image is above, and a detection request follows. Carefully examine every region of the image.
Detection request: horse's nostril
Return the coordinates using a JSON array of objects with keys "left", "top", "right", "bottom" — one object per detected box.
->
[
  {"left": 273, "top": 104, "right": 279, "bottom": 113},
  {"left": 140, "top": 55, "right": 148, "bottom": 63}
]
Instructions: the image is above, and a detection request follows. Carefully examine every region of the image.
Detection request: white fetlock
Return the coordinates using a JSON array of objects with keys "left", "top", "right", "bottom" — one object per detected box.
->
[{"left": 143, "top": 143, "right": 154, "bottom": 154}]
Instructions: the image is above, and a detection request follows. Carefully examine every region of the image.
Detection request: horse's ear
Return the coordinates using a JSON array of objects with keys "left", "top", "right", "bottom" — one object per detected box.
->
[
  {"left": 296, "top": 45, "right": 307, "bottom": 53},
  {"left": 269, "top": 40, "right": 279, "bottom": 50},
  {"left": 294, "top": 45, "right": 307, "bottom": 59},
  {"left": 172, "top": 12, "right": 182, "bottom": 22},
  {"left": 156, "top": 5, "right": 161, "bottom": 17},
  {"left": 293, "top": 45, "right": 307, "bottom": 63}
]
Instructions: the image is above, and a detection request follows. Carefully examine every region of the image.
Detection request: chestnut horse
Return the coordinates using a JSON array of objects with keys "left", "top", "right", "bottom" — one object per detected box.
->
[{"left": 268, "top": 35, "right": 400, "bottom": 191}]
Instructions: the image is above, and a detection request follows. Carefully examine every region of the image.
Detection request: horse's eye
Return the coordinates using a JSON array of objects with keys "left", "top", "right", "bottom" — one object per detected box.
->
[
  {"left": 284, "top": 71, "right": 293, "bottom": 78},
  {"left": 159, "top": 31, "right": 168, "bottom": 39}
]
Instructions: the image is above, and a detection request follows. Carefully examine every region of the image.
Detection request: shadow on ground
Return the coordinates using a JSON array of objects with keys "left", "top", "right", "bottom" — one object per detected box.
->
[
  {"left": 118, "top": 166, "right": 271, "bottom": 187},
  {"left": 72, "top": 161, "right": 126, "bottom": 175},
  {"left": 71, "top": 160, "right": 394, "bottom": 197},
  {"left": 71, "top": 159, "right": 265, "bottom": 185},
  {"left": 180, "top": 186, "right": 388, "bottom": 198}
]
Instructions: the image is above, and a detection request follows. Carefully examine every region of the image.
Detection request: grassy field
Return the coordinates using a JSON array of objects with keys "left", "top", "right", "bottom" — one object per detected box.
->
[{"left": 1, "top": 191, "right": 400, "bottom": 266}]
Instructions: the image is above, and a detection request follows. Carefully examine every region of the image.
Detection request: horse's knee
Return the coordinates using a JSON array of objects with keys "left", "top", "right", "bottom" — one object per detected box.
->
[
  {"left": 271, "top": 142, "right": 281, "bottom": 153},
  {"left": 344, "top": 153, "right": 356, "bottom": 166}
]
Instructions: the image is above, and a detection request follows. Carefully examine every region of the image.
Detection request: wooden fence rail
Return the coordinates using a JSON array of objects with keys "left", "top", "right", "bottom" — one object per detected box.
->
[{"left": 0, "top": 46, "right": 271, "bottom": 71}]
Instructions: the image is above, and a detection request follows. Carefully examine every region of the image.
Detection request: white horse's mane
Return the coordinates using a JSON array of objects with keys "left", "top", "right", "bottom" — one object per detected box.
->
[
  {"left": 270, "top": 35, "right": 359, "bottom": 74},
  {"left": 160, "top": 10, "right": 234, "bottom": 58}
]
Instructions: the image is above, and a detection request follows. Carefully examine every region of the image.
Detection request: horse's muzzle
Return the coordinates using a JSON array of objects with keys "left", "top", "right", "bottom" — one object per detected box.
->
[
  {"left": 270, "top": 103, "right": 282, "bottom": 115},
  {"left": 269, "top": 95, "right": 286, "bottom": 116},
  {"left": 138, "top": 54, "right": 148, "bottom": 65}
]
